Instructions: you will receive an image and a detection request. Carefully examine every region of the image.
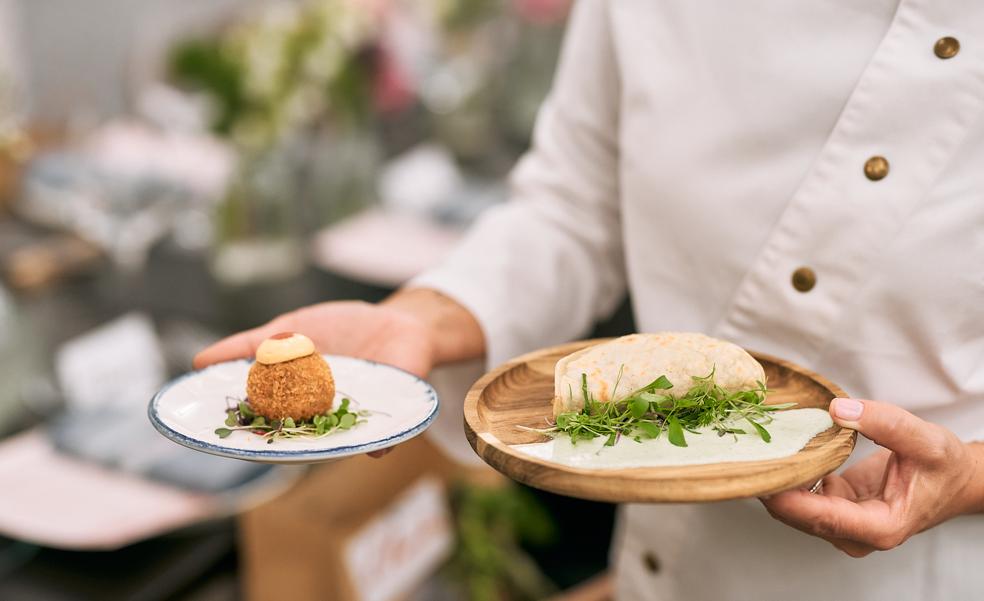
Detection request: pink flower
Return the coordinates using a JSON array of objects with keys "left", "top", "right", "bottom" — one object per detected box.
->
[
  {"left": 511, "top": 0, "right": 571, "bottom": 25},
  {"left": 372, "top": 42, "right": 415, "bottom": 114}
]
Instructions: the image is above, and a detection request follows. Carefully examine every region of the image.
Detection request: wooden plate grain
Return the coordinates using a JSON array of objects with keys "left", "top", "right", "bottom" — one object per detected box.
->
[{"left": 463, "top": 339, "right": 856, "bottom": 503}]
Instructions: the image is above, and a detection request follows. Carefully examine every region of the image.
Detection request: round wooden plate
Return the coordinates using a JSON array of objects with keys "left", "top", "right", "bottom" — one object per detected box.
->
[{"left": 463, "top": 339, "right": 856, "bottom": 503}]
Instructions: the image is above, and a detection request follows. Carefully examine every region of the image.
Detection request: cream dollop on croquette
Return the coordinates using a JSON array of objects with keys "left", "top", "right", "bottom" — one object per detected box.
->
[{"left": 255, "top": 332, "right": 317, "bottom": 365}]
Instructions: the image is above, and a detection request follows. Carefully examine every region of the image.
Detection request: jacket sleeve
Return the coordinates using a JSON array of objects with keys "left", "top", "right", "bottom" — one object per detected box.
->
[{"left": 411, "top": 0, "right": 624, "bottom": 367}]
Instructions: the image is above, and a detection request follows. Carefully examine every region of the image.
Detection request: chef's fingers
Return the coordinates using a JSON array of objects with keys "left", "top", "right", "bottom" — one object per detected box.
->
[
  {"left": 829, "top": 538, "right": 876, "bottom": 558},
  {"left": 761, "top": 489, "right": 900, "bottom": 550},
  {"left": 817, "top": 473, "right": 859, "bottom": 501},
  {"left": 840, "top": 449, "right": 892, "bottom": 500},
  {"left": 829, "top": 398, "right": 945, "bottom": 463},
  {"left": 193, "top": 313, "right": 297, "bottom": 369}
]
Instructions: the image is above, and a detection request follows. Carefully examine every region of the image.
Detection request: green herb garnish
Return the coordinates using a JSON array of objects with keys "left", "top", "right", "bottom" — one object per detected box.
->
[
  {"left": 215, "top": 396, "right": 371, "bottom": 443},
  {"left": 526, "top": 366, "right": 793, "bottom": 448}
]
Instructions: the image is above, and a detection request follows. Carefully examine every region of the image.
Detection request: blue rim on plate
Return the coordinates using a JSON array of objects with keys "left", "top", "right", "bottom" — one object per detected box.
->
[{"left": 148, "top": 356, "right": 440, "bottom": 463}]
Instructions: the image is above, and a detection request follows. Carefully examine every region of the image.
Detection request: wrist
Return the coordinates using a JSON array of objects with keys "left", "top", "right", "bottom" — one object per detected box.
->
[
  {"left": 382, "top": 288, "right": 486, "bottom": 367},
  {"left": 961, "top": 442, "right": 984, "bottom": 515}
]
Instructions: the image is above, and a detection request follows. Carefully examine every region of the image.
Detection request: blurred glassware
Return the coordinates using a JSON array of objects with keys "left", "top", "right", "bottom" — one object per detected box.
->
[
  {"left": 418, "top": 0, "right": 569, "bottom": 172},
  {"left": 0, "top": 283, "right": 45, "bottom": 435},
  {"left": 497, "top": 12, "right": 567, "bottom": 147},
  {"left": 16, "top": 121, "right": 233, "bottom": 270},
  {"left": 210, "top": 140, "right": 306, "bottom": 286},
  {"left": 0, "top": 0, "right": 26, "bottom": 149},
  {"left": 297, "top": 123, "right": 381, "bottom": 231}
]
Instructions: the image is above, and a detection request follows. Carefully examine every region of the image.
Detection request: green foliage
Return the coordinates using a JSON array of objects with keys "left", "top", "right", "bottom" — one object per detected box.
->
[
  {"left": 444, "top": 482, "right": 558, "bottom": 601},
  {"left": 169, "top": 40, "right": 246, "bottom": 135},
  {"left": 441, "top": 0, "right": 502, "bottom": 30}
]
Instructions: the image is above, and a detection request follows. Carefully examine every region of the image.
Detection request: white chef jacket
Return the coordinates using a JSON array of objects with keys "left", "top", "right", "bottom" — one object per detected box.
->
[{"left": 413, "top": 0, "right": 984, "bottom": 598}]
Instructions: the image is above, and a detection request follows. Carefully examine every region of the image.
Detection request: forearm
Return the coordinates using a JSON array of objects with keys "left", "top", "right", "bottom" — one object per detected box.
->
[{"left": 382, "top": 287, "right": 486, "bottom": 367}]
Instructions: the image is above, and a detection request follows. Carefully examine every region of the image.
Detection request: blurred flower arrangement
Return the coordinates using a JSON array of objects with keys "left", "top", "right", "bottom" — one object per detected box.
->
[
  {"left": 168, "top": 0, "right": 569, "bottom": 284},
  {"left": 169, "top": 0, "right": 569, "bottom": 153},
  {"left": 170, "top": 0, "right": 382, "bottom": 152}
]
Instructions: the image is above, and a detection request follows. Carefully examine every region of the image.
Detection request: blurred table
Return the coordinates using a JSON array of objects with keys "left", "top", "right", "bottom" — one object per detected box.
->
[
  {"left": 0, "top": 526, "right": 237, "bottom": 601},
  {"left": 0, "top": 221, "right": 397, "bottom": 600},
  {"left": 0, "top": 211, "right": 634, "bottom": 599}
]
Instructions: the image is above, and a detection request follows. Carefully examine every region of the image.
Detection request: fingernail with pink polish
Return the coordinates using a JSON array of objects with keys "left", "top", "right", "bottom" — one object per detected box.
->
[{"left": 833, "top": 398, "right": 864, "bottom": 421}]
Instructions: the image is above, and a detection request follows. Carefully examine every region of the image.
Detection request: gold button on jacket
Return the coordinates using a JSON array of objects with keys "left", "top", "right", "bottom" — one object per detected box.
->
[
  {"left": 791, "top": 267, "right": 817, "bottom": 292},
  {"left": 864, "top": 156, "right": 890, "bottom": 180},
  {"left": 934, "top": 36, "right": 960, "bottom": 59}
]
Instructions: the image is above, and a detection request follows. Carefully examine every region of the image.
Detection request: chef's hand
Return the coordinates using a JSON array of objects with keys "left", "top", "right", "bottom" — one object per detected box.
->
[
  {"left": 761, "top": 398, "right": 984, "bottom": 557},
  {"left": 194, "top": 301, "right": 436, "bottom": 377},
  {"left": 193, "top": 289, "right": 485, "bottom": 457}
]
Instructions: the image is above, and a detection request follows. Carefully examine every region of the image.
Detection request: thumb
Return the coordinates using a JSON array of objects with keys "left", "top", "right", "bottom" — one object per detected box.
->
[
  {"left": 829, "top": 398, "right": 937, "bottom": 456},
  {"left": 193, "top": 319, "right": 293, "bottom": 369}
]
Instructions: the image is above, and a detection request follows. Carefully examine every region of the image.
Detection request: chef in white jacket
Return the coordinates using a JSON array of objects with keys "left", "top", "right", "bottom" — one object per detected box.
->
[{"left": 197, "top": 0, "right": 984, "bottom": 598}]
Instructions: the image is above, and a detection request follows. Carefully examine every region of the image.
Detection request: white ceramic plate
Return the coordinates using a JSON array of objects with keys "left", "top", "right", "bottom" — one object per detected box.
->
[{"left": 149, "top": 355, "right": 439, "bottom": 464}]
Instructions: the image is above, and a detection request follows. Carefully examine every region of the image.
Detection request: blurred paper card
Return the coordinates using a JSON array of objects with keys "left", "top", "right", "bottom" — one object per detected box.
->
[
  {"left": 55, "top": 312, "right": 166, "bottom": 409},
  {"left": 344, "top": 477, "right": 453, "bottom": 601}
]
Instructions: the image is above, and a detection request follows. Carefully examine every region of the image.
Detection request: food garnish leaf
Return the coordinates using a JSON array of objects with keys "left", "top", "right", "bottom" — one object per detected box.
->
[
  {"left": 641, "top": 375, "right": 673, "bottom": 392},
  {"left": 667, "top": 416, "right": 687, "bottom": 447},
  {"left": 635, "top": 421, "right": 660, "bottom": 439},
  {"left": 748, "top": 419, "right": 772, "bottom": 443}
]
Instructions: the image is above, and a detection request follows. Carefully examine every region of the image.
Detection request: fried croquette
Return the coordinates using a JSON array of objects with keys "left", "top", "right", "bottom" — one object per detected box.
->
[{"left": 246, "top": 343, "right": 335, "bottom": 421}]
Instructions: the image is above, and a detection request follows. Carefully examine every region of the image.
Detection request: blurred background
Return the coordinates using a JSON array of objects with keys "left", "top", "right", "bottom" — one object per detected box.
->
[{"left": 0, "top": 1, "right": 633, "bottom": 599}]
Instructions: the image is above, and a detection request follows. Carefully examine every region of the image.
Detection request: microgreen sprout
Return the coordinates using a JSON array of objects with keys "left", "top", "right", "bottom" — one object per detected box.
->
[
  {"left": 215, "top": 396, "right": 371, "bottom": 443},
  {"left": 524, "top": 366, "right": 794, "bottom": 448}
]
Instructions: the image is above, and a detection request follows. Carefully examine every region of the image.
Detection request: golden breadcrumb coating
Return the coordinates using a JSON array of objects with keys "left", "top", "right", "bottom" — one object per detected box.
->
[{"left": 246, "top": 353, "right": 335, "bottom": 420}]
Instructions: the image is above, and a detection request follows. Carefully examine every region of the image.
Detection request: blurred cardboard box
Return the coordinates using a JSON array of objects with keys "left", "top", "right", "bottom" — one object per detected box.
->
[
  {"left": 0, "top": 154, "right": 14, "bottom": 211},
  {"left": 0, "top": 133, "right": 30, "bottom": 213},
  {"left": 0, "top": 127, "right": 61, "bottom": 213},
  {"left": 239, "top": 434, "right": 497, "bottom": 601}
]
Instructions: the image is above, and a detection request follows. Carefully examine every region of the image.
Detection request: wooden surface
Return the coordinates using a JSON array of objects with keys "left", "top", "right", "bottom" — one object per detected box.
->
[{"left": 463, "top": 339, "right": 856, "bottom": 503}]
